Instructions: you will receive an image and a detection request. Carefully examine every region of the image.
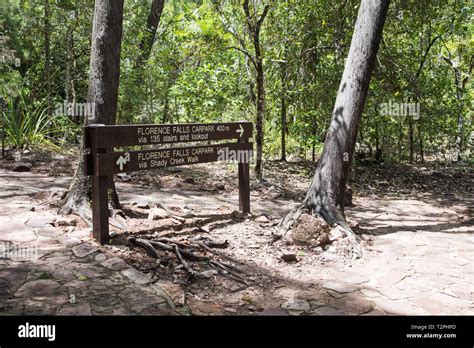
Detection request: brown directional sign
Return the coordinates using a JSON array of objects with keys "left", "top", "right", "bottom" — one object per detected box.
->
[
  {"left": 95, "top": 142, "right": 252, "bottom": 176},
  {"left": 88, "top": 122, "right": 252, "bottom": 148},
  {"left": 84, "top": 121, "right": 253, "bottom": 245}
]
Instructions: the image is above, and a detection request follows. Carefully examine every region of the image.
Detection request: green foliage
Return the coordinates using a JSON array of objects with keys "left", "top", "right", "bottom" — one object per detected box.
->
[{"left": 1, "top": 0, "right": 471, "bottom": 162}]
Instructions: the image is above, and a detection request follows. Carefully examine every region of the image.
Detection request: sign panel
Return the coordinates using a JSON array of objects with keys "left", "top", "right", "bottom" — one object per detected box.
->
[
  {"left": 95, "top": 142, "right": 253, "bottom": 176},
  {"left": 84, "top": 121, "right": 252, "bottom": 244},
  {"left": 90, "top": 122, "right": 253, "bottom": 148}
]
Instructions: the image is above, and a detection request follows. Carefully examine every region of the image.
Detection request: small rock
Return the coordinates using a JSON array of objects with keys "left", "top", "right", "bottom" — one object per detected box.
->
[
  {"left": 281, "top": 253, "right": 297, "bottom": 262},
  {"left": 117, "top": 173, "right": 132, "bottom": 182},
  {"left": 134, "top": 201, "right": 150, "bottom": 209},
  {"left": 255, "top": 215, "right": 270, "bottom": 223},
  {"left": 184, "top": 177, "right": 195, "bottom": 184},
  {"left": 72, "top": 243, "right": 99, "bottom": 258},
  {"left": 148, "top": 207, "right": 169, "bottom": 220},
  {"left": 214, "top": 182, "right": 225, "bottom": 190},
  {"left": 289, "top": 213, "right": 330, "bottom": 246},
  {"left": 94, "top": 253, "right": 107, "bottom": 262},
  {"left": 12, "top": 162, "right": 32, "bottom": 172},
  {"left": 231, "top": 211, "right": 244, "bottom": 220},
  {"left": 55, "top": 217, "right": 77, "bottom": 227},
  {"left": 348, "top": 219, "right": 360, "bottom": 232},
  {"left": 281, "top": 299, "right": 310, "bottom": 313}
]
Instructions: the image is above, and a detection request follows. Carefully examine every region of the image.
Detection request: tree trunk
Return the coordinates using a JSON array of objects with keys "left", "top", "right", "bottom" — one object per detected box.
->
[
  {"left": 242, "top": 0, "right": 270, "bottom": 181},
  {"left": 122, "top": 0, "right": 165, "bottom": 121},
  {"left": 44, "top": 0, "right": 52, "bottom": 115},
  {"left": 280, "top": 62, "right": 287, "bottom": 162},
  {"left": 60, "top": 0, "right": 124, "bottom": 216},
  {"left": 418, "top": 120, "right": 424, "bottom": 163},
  {"left": 255, "top": 60, "right": 265, "bottom": 180},
  {"left": 408, "top": 114, "right": 414, "bottom": 163},
  {"left": 136, "top": 0, "right": 165, "bottom": 69},
  {"left": 279, "top": 0, "right": 390, "bottom": 258}
]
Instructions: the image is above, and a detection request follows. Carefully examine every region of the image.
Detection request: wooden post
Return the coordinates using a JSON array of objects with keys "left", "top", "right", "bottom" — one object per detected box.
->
[
  {"left": 88, "top": 125, "right": 110, "bottom": 244},
  {"left": 238, "top": 137, "right": 251, "bottom": 213}
]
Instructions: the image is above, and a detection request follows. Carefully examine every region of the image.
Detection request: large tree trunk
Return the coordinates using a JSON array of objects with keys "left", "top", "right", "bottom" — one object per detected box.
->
[
  {"left": 60, "top": 0, "right": 124, "bottom": 216},
  {"left": 279, "top": 0, "right": 390, "bottom": 258}
]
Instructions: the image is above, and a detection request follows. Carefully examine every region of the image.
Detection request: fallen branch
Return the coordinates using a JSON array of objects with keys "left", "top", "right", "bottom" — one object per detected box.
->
[{"left": 128, "top": 237, "right": 159, "bottom": 258}]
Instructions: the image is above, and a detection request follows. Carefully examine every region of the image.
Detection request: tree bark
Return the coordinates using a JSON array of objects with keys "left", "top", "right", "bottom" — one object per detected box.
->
[
  {"left": 44, "top": 0, "right": 52, "bottom": 115},
  {"left": 60, "top": 0, "right": 124, "bottom": 216},
  {"left": 280, "top": 60, "right": 287, "bottom": 161},
  {"left": 280, "top": 0, "right": 390, "bottom": 257},
  {"left": 243, "top": 0, "right": 270, "bottom": 181}
]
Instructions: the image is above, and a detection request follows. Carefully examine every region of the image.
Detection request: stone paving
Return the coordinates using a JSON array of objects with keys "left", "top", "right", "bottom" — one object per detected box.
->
[
  {"left": 0, "top": 171, "right": 185, "bottom": 315},
  {"left": 0, "top": 169, "right": 473, "bottom": 316}
]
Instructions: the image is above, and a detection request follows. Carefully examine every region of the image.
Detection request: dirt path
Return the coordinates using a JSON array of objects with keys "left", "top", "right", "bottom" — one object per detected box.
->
[{"left": 0, "top": 163, "right": 472, "bottom": 315}]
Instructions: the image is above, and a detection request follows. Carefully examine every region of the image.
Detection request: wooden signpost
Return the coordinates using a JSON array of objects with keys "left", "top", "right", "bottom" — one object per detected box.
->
[{"left": 84, "top": 121, "right": 253, "bottom": 244}]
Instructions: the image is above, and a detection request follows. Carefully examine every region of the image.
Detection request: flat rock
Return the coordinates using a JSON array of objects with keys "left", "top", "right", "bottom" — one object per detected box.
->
[
  {"left": 72, "top": 243, "right": 99, "bottom": 258},
  {"left": 16, "top": 279, "right": 60, "bottom": 298},
  {"left": 55, "top": 217, "right": 77, "bottom": 227},
  {"left": 312, "top": 306, "right": 347, "bottom": 315},
  {"left": 255, "top": 215, "right": 270, "bottom": 223},
  {"left": 101, "top": 257, "right": 129, "bottom": 271},
  {"left": 118, "top": 287, "right": 166, "bottom": 312},
  {"left": 333, "top": 293, "right": 373, "bottom": 314},
  {"left": 57, "top": 303, "right": 92, "bottom": 315},
  {"left": 157, "top": 280, "right": 185, "bottom": 305},
  {"left": 187, "top": 300, "right": 224, "bottom": 315},
  {"left": 281, "top": 299, "right": 311, "bottom": 313},
  {"left": 25, "top": 217, "right": 54, "bottom": 228},
  {"left": 121, "top": 268, "right": 152, "bottom": 285},
  {"left": 281, "top": 252, "right": 298, "bottom": 262},
  {"left": 148, "top": 207, "right": 169, "bottom": 220}
]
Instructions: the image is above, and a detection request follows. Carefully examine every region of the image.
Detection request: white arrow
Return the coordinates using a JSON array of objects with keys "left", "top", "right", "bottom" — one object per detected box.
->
[
  {"left": 236, "top": 124, "right": 244, "bottom": 138},
  {"left": 116, "top": 152, "right": 130, "bottom": 171}
]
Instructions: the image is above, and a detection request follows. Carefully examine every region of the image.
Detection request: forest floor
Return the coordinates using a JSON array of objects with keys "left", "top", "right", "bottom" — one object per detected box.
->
[{"left": 0, "top": 150, "right": 473, "bottom": 315}]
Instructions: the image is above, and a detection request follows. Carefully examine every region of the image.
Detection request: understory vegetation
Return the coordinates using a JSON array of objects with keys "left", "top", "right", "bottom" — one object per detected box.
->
[{"left": 0, "top": 0, "right": 472, "bottom": 165}]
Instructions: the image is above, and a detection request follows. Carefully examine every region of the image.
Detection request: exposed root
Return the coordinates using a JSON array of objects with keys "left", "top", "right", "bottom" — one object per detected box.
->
[{"left": 127, "top": 236, "right": 247, "bottom": 284}]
